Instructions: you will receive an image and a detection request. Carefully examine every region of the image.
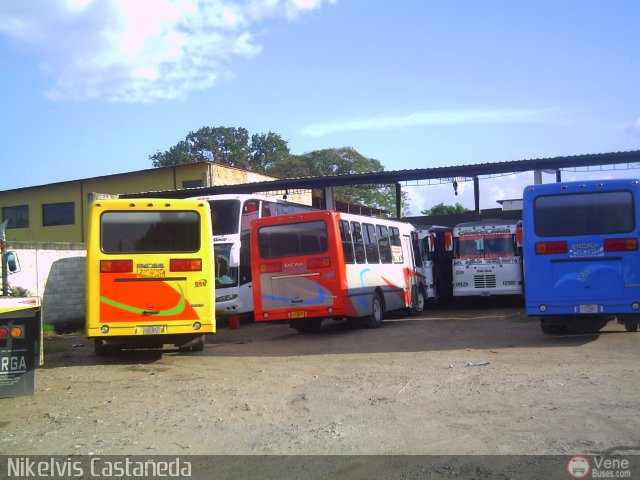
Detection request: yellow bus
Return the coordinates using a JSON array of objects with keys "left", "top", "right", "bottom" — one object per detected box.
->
[{"left": 86, "top": 199, "right": 215, "bottom": 355}]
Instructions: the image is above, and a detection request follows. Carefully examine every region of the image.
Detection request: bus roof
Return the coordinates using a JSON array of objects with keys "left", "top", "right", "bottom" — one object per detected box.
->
[
  {"left": 250, "top": 209, "right": 414, "bottom": 231},
  {"left": 523, "top": 178, "right": 640, "bottom": 196},
  {"left": 453, "top": 219, "right": 521, "bottom": 235},
  {"left": 188, "top": 192, "right": 304, "bottom": 203}
]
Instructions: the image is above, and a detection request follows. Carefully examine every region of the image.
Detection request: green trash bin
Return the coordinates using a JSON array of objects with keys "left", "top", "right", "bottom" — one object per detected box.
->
[{"left": 0, "top": 297, "right": 42, "bottom": 398}]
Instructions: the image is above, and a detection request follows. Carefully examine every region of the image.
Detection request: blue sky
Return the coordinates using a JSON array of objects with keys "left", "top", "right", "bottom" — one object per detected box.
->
[{"left": 1, "top": 0, "right": 639, "bottom": 214}]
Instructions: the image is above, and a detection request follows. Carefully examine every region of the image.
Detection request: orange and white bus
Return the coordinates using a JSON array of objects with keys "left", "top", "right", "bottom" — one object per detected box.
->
[
  {"left": 250, "top": 210, "right": 425, "bottom": 333},
  {"left": 85, "top": 199, "right": 215, "bottom": 355}
]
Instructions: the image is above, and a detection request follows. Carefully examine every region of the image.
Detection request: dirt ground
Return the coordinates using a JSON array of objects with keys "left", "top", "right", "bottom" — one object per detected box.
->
[{"left": 2, "top": 304, "right": 640, "bottom": 458}]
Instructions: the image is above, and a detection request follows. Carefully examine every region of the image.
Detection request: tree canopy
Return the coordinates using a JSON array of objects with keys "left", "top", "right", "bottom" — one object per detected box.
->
[
  {"left": 150, "top": 126, "right": 287, "bottom": 172},
  {"left": 150, "top": 126, "right": 407, "bottom": 215},
  {"left": 421, "top": 202, "right": 469, "bottom": 216}
]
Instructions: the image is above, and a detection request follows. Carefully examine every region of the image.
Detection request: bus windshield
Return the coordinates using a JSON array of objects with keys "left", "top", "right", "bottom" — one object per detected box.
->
[
  {"left": 214, "top": 243, "right": 239, "bottom": 288},
  {"left": 534, "top": 191, "right": 634, "bottom": 237},
  {"left": 257, "top": 221, "right": 328, "bottom": 259},
  {"left": 210, "top": 199, "right": 241, "bottom": 235},
  {"left": 101, "top": 211, "right": 200, "bottom": 253},
  {"left": 456, "top": 234, "right": 515, "bottom": 259}
]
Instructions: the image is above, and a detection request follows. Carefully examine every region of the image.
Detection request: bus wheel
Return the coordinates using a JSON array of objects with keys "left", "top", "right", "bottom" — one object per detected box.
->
[
  {"left": 366, "top": 293, "right": 384, "bottom": 329},
  {"left": 190, "top": 334, "right": 206, "bottom": 351},
  {"left": 540, "top": 323, "right": 555, "bottom": 334},
  {"left": 292, "top": 318, "right": 322, "bottom": 333},
  {"left": 625, "top": 323, "right": 639, "bottom": 332},
  {"left": 410, "top": 287, "right": 426, "bottom": 316},
  {"left": 95, "top": 339, "right": 113, "bottom": 356},
  {"left": 179, "top": 334, "right": 205, "bottom": 352}
]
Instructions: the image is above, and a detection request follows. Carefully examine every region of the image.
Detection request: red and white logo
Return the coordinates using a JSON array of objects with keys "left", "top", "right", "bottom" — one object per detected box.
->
[{"left": 567, "top": 456, "right": 591, "bottom": 479}]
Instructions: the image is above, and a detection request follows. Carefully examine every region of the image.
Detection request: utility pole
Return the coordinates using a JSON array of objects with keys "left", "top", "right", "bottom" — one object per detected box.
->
[{"left": 1, "top": 220, "right": 9, "bottom": 296}]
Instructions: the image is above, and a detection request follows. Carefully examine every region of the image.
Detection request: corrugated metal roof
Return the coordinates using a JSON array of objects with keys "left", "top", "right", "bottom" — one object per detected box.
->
[{"left": 122, "top": 149, "right": 640, "bottom": 198}]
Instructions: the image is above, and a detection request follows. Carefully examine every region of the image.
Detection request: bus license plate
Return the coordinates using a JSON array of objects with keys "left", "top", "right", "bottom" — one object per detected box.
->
[
  {"left": 579, "top": 304, "right": 598, "bottom": 314},
  {"left": 142, "top": 325, "right": 162, "bottom": 334},
  {"left": 290, "top": 311, "right": 306, "bottom": 319}
]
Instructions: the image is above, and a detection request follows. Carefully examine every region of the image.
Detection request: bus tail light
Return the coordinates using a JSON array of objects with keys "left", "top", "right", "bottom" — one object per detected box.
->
[
  {"left": 535, "top": 241, "right": 567, "bottom": 255},
  {"left": 307, "top": 257, "right": 331, "bottom": 269},
  {"left": 260, "top": 262, "right": 282, "bottom": 273},
  {"left": 604, "top": 238, "right": 638, "bottom": 252},
  {"left": 170, "top": 258, "right": 202, "bottom": 271},
  {"left": 0, "top": 326, "right": 24, "bottom": 339},
  {"left": 100, "top": 259, "right": 133, "bottom": 273}
]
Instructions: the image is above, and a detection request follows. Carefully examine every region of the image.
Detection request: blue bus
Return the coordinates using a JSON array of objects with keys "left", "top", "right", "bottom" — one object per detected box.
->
[{"left": 522, "top": 178, "right": 640, "bottom": 333}]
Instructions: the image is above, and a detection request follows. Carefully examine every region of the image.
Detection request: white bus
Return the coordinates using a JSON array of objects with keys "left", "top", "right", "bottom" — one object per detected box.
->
[
  {"left": 188, "top": 193, "right": 315, "bottom": 322},
  {"left": 414, "top": 226, "right": 454, "bottom": 304},
  {"left": 452, "top": 219, "right": 523, "bottom": 299}
]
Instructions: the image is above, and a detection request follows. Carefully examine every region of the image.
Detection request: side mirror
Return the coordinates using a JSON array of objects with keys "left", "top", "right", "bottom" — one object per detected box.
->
[{"left": 6, "top": 251, "right": 20, "bottom": 273}]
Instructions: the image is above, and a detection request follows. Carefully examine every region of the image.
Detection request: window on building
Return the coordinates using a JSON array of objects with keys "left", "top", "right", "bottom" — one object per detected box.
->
[
  {"left": 2, "top": 205, "right": 29, "bottom": 229},
  {"left": 43, "top": 202, "right": 75, "bottom": 227},
  {"left": 182, "top": 180, "right": 203, "bottom": 189}
]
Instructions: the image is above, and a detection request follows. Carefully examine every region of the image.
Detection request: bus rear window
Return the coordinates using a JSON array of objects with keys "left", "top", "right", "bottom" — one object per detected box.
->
[
  {"left": 101, "top": 211, "right": 200, "bottom": 253},
  {"left": 258, "top": 221, "right": 328, "bottom": 259},
  {"left": 534, "top": 191, "right": 634, "bottom": 237}
]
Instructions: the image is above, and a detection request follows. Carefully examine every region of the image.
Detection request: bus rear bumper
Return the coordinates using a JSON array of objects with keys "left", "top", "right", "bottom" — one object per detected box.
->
[
  {"left": 87, "top": 321, "right": 215, "bottom": 339},
  {"left": 454, "top": 287, "right": 523, "bottom": 297},
  {"left": 255, "top": 307, "right": 345, "bottom": 322},
  {"left": 525, "top": 301, "right": 640, "bottom": 317}
]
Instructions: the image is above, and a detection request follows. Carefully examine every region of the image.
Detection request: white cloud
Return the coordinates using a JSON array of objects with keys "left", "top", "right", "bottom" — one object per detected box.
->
[
  {"left": 302, "top": 108, "right": 560, "bottom": 137},
  {"left": 0, "top": 0, "right": 335, "bottom": 103},
  {"left": 626, "top": 118, "right": 640, "bottom": 139}
]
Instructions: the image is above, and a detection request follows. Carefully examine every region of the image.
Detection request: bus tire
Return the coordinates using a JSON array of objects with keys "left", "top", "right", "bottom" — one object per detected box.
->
[
  {"left": 95, "top": 339, "right": 112, "bottom": 356},
  {"left": 365, "top": 293, "right": 384, "bottom": 329},
  {"left": 292, "top": 318, "right": 322, "bottom": 333},
  {"left": 179, "top": 334, "right": 206, "bottom": 352},
  {"left": 410, "top": 287, "right": 426, "bottom": 316},
  {"left": 625, "top": 323, "right": 638, "bottom": 332},
  {"left": 540, "top": 324, "right": 555, "bottom": 334},
  {"left": 191, "top": 334, "right": 206, "bottom": 351}
]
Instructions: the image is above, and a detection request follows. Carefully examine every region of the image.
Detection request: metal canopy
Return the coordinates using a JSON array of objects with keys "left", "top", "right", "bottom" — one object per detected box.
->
[{"left": 121, "top": 150, "right": 640, "bottom": 202}]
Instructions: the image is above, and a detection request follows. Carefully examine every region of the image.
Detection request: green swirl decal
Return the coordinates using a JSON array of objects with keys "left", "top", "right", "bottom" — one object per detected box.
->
[{"left": 100, "top": 283, "right": 186, "bottom": 317}]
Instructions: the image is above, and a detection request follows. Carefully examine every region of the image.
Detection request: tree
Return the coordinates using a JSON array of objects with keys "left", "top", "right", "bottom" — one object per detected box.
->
[
  {"left": 269, "top": 147, "right": 408, "bottom": 215},
  {"left": 421, "top": 202, "right": 469, "bottom": 216},
  {"left": 149, "top": 127, "right": 405, "bottom": 215},
  {"left": 248, "top": 132, "right": 290, "bottom": 173},
  {"left": 151, "top": 126, "right": 273, "bottom": 169}
]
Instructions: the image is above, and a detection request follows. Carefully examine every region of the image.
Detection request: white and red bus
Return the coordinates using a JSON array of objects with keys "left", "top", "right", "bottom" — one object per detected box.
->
[
  {"left": 250, "top": 210, "right": 425, "bottom": 333},
  {"left": 452, "top": 219, "right": 523, "bottom": 299}
]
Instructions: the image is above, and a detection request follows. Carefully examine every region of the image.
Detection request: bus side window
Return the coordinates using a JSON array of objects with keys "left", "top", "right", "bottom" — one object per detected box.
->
[
  {"left": 340, "top": 220, "right": 355, "bottom": 264},
  {"left": 363, "top": 223, "right": 380, "bottom": 263},
  {"left": 261, "top": 201, "right": 272, "bottom": 218},
  {"left": 377, "top": 225, "right": 392, "bottom": 264},
  {"left": 351, "top": 222, "right": 366, "bottom": 264},
  {"left": 240, "top": 231, "right": 251, "bottom": 285},
  {"left": 389, "top": 227, "right": 403, "bottom": 263},
  {"left": 411, "top": 231, "right": 422, "bottom": 266},
  {"left": 241, "top": 200, "right": 259, "bottom": 231}
]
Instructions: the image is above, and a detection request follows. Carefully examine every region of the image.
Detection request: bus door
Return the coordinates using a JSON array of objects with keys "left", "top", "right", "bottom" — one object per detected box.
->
[{"left": 402, "top": 233, "right": 419, "bottom": 308}]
